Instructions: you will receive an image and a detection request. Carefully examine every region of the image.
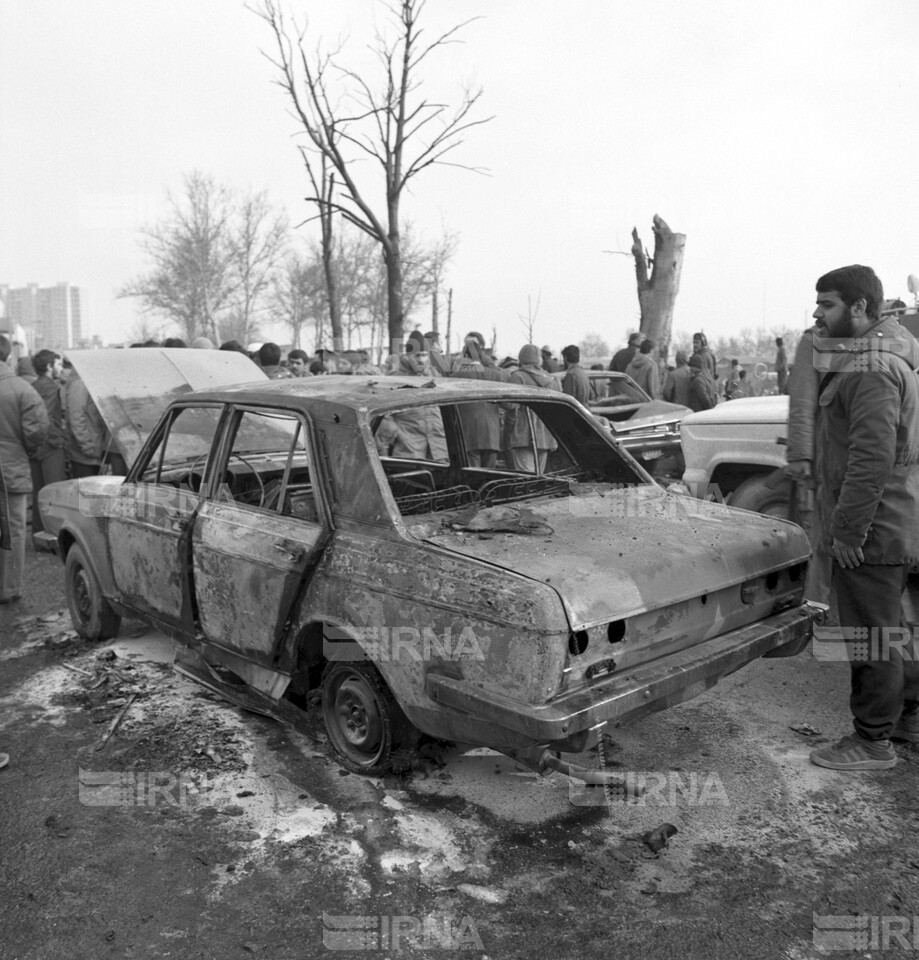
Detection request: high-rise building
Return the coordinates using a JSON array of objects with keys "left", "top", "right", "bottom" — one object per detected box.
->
[{"left": 0, "top": 282, "right": 83, "bottom": 349}]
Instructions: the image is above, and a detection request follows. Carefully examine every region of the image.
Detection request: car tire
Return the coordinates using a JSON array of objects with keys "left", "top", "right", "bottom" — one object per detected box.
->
[
  {"left": 65, "top": 543, "right": 121, "bottom": 641},
  {"left": 321, "top": 661, "right": 412, "bottom": 776},
  {"left": 729, "top": 470, "right": 792, "bottom": 519}
]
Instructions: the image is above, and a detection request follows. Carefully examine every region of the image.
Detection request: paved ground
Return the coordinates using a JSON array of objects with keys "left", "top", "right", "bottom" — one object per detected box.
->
[{"left": 1, "top": 542, "right": 918, "bottom": 960}]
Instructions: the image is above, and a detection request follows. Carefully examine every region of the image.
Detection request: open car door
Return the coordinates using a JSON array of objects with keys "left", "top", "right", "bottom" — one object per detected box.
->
[{"left": 191, "top": 406, "right": 330, "bottom": 670}]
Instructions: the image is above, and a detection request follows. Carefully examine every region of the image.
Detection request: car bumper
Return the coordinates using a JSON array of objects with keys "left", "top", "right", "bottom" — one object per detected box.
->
[
  {"left": 615, "top": 433, "right": 682, "bottom": 461},
  {"left": 32, "top": 531, "right": 60, "bottom": 556},
  {"left": 425, "top": 605, "right": 813, "bottom": 744}
]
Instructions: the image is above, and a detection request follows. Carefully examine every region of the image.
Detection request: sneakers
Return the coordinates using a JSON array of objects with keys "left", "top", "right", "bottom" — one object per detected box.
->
[
  {"left": 810, "top": 733, "right": 897, "bottom": 770},
  {"left": 892, "top": 711, "right": 919, "bottom": 744}
]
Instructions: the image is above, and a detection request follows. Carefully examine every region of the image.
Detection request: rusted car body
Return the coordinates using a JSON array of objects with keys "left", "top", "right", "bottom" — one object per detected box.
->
[
  {"left": 40, "top": 351, "right": 813, "bottom": 777},
  {"left": 556, "top": 370, "right": 690, "bottom": 471}
]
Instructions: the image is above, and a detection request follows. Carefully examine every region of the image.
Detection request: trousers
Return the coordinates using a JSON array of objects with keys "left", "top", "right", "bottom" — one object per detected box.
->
[
  {"left": 833, "top": 562, "right": 919, "bottom": 740},
  {"left": 0, "top": 492, "right": 28, "bottom": 601}
]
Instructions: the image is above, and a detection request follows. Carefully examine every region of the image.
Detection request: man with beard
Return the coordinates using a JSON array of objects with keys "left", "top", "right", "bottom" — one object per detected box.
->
[{"left": 808, "top": 264, "right": 919, "bottom": 770}]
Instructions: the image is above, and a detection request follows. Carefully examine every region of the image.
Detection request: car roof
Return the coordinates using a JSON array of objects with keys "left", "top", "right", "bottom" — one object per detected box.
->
[{"left": 186, "top": 374, "right": 580, "bottom": 414}]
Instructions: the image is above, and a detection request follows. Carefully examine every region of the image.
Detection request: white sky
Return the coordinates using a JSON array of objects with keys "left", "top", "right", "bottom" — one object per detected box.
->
[{"left": 3, "top": 0, "right": 919, "bottom": 355}]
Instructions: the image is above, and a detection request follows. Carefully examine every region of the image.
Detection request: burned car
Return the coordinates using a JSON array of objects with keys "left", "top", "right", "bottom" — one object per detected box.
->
[
  {"left": 555, "top": 369, "right": 690, "bottom": 473},
  {"left": 39, "top": 350, "right": 813, "bottom": 779}
]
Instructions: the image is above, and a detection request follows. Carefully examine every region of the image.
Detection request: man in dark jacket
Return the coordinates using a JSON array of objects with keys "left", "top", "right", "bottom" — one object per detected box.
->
[
  {"left": 686, "top": 354, "right": 718, "bottom": 411},
  {"left": 625, "top": 340, "right": 660, "bottom": 398},
  {"left": 0, "top": 335, "right": 49, "bottom": 602},
  {"left": 560, "top": 344, "right": 590, "bottom": 405},
  {"left": 609, "top": 333, "right": 641, "bottom": 372},
  {"left": 662, "top": 350, "right": 692, "bottom": 406},
  {"left": 807, "top": 265, "right": 919, "bottom": 771},
  {"left": 29, "top": 350, "right": 67, "bottom": 550},
  {"left": 450, "top": 332, "right": 508, "bottom": 467}
]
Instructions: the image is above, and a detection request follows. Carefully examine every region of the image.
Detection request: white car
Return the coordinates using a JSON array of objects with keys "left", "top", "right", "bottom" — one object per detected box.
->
[{"left": 679, "top": 395, "right": 793, "bottom": 516}]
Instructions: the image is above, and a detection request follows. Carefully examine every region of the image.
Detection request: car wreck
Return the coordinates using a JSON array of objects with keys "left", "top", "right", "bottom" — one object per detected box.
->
[
  {"left": 39, "top": 350, "right": 814, "bottom": 780},
  {"left": 555, "top": 369, "right": 690, "bottom": 473}
]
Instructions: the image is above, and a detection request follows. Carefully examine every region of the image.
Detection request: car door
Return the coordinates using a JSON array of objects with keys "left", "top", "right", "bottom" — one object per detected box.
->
[
  {"left": 191, "top": 406, "right": 330, "bottom": 667},
  {"left": 107, "top": 403, "right": 224, "bottom": 637}
]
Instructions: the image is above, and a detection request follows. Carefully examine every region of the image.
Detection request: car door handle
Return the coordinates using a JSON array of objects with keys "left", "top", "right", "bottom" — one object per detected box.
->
[{"left": 273, "top": 544, "right": 304, "bottom": 563}]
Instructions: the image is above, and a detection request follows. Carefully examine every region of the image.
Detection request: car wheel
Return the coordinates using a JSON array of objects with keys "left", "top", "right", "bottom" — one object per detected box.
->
[
  {"left": 321, "top": 661, "right": 410, "bottom": 775},
  {"left": 729, "top": 471, "right": 792, "bottom": 519},
  {"left": 65, "top": 543, "right": 121, "bottom": 641}
]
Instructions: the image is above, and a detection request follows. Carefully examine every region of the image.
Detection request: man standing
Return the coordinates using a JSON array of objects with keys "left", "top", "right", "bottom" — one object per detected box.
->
[
  {"left": 560, "top": 344, "right": 590, "bottom": 405},
  {"left": 287, "top": 349, "right": 310, "bottom": 377},
  {"left": 63, "top": 368, "right": 108, "bottom": 477},
  {"left": 507, "top": 344, "right": 561, "bottom": 472},
  {"left": 662, "top": 350, "right": 692, "bottom": 406},
  {"left": 609, "top": 332, "right": 641, "bottom": 372},
  {"left": 450, "top": 332, "right": 507, "bottom": 467},
  {"left": 257, "top": 343, "right": 292, "bottom": 379},
  {"left": 686, "top": 354, "right": 718, "bottom": 411},
  {"left": 29, "top": 350, "right": 67, "bottom": 551},
  {"left": 808, "top": 265, "right": 919, "bottom": 771},
  {"left": 625, "top": 340, "right": 660, "bottom": 398},
  {"left": 540, "top": 346, "right": 560, "bottom": 373},
  {"left": 775, "top": 337, "right": 789, "bottom": 393},
  {"left": 724, "top": 359, "right": 742, "bottom": 399},
  {"left": 0, "top": 336, "right": 49, "bottom": 603}
]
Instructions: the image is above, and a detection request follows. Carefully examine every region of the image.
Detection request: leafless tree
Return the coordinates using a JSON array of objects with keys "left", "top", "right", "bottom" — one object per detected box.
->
[
  {"left": 120, "top": 172, "right": 237, "bottom": 342},
  {"left": 255, "top": 0, "right": 490, "bottom": 357},
  {"left": 271, "top": 251, "right": 327, "bottom": 349},
  {"left": 518, "top": 292, "right": 541, "bottom": 345},
  {"left": 221, "top": 190, "right": 289, "bottom": 345},
  {"left": 579, "top": 333, "right": 611, "bottom": 360}
]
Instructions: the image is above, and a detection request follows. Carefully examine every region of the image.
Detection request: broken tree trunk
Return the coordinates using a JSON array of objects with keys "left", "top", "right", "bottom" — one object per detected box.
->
[{"left": 631, "top": 215, "right": 686, "bottom": 354}]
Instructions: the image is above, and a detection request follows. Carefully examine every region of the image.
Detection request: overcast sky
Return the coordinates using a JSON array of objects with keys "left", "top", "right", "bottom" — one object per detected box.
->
[{"left": 3, "top": 0, "right": 919, "bottom": 354}]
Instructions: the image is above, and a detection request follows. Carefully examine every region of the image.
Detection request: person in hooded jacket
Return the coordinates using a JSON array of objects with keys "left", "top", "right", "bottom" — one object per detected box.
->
[
  {"left": 506, "top": 344, "right": 561, "bottom": 472},
  {"left": 662, "top": 350, "right": 692, "bottom": 406},
  {"left": 625, "top": 339, "right": 660, "bottom": 398},
  {"left": 686, "top": 354, "right": 718, "bottom": 411},
  {"left": 806, "top": 265, "right": 919, "bottom": 772}
]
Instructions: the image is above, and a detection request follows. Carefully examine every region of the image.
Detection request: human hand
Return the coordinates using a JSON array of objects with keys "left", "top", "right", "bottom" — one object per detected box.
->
[{"left": 831, "top": 538, "right": 864, "bottom": 569}]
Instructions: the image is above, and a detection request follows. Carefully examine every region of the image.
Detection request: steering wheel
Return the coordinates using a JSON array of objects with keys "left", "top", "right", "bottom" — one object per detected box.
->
[{"left": 228, "top": 452, "right": 265, "bottom": 507}]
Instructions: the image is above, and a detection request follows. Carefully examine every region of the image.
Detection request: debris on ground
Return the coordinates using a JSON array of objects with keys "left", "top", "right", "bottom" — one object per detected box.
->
[
  {"left": 455, "top": 883, "right": 509, "bottom": 904},
  {"left": 789, "top": 722, "right": 822, "bottom": 737},
  {"left": 640, "top": 823, "right": 678, "bottom": 854}
]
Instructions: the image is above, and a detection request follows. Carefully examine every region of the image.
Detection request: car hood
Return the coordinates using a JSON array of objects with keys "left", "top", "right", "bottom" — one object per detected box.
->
[
  {"left": 681, "top": 395, "right": 789, "bottom": 427},
  {"left": 421, "top": 485, "right": 809, "bottom": 629},
  {"left": 601, "top": 398, "right": 690, "bottom": 433},
  {"left": 65, "top": 348, "right": 266, "bottom": 467}
]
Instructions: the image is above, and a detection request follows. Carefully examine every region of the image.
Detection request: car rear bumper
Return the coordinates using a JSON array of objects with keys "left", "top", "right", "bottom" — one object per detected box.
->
[{"left": 425, "top": 605, "right": 813, "bottom": 744}]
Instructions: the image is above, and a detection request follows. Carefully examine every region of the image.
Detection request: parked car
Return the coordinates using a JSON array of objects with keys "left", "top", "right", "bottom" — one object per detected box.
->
[
  {"left": 39, "top": 350, "right": 813, "bottom": 779},
  {"left": 554, "top": 370, "right": 690, "bottom": 472},
  {"left": 678, "top": 395, "right": 792, "bottom": 515}
]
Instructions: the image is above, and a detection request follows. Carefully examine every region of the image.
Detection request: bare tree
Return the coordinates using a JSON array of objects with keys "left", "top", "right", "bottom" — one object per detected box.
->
[
  {"left": 579, "top": 333, "right": 611, "bottom": 360},
  {"left": 631, "top": 214, "right": 686, "bottom": 352},
  {"left": 518, "top": 292, "right": 541, "bottom": 344},
  {"left": 255, "top": 0, "right": 489, "bottom": 356},
  {"left": 120, "top": 172, "right": 237, "bottom": 342},
  {"left": 221, "top": 190, "right": 289, "bottom": 345},
  {"left": 271, "top": 251, "right": 327, "bottom": 349}
]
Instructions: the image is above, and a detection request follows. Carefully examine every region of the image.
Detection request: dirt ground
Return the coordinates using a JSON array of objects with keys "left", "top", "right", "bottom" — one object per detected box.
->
[{"left": 1, "top": 544, "right": 919, "bottom": 960}]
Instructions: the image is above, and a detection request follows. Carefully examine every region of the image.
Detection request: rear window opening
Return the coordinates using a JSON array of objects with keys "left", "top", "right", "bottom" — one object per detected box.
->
[{"left": 371, "top": 398, "right": 647, "bottom": 517}]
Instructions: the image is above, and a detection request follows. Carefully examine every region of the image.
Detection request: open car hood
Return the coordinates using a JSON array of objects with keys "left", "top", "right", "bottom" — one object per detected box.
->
[
  {"left": 600, "top": 399, "right": 690, "bottom": 432},
  {"left": 421, "top": 485, "right": 809, "bottom": 629},
  {"left": 65, "top": 348, "right": 267, "bottom": 467}
]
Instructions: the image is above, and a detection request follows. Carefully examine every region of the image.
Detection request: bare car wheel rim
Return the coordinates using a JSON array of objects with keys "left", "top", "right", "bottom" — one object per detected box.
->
[
  {"left": 71, "top": 566, "right": 93, "bottom": 624},
  {"left": 331, "top": 674, "right": 384, "bottom": 763}
]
